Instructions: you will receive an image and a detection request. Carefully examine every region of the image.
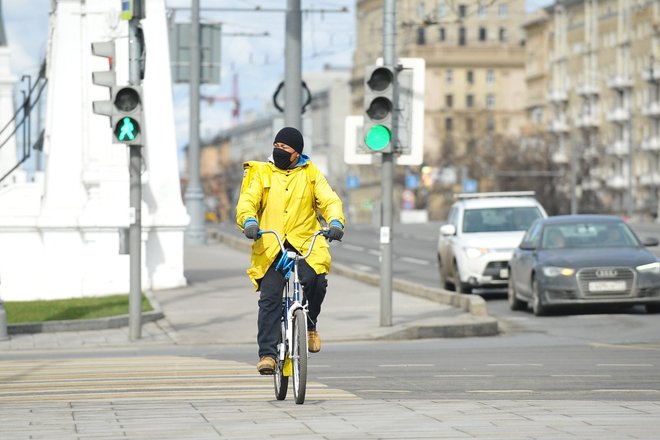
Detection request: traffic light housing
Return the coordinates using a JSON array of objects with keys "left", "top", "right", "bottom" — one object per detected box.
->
[
  {"left": 111, "top": 85, "right": 143, "bottom": 145},
  {"left": 363, "top": 65, "right": 395, "bottom": 153},
  {"left": 91, "top": 41, "right": 116, "bottom": 125}
]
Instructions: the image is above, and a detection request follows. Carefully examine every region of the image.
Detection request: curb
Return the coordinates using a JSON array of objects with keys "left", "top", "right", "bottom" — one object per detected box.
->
[{"left": 208, "top": 229, "right": 499, "bottom": 337}]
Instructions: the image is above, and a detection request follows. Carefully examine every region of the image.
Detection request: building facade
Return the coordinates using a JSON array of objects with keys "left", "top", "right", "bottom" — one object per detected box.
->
[
  {"left": 352, "top": 0, "right": 528, "bottom": 219},
  {"left": 525, "top": 0, "right": 660, "bottom": 218}
]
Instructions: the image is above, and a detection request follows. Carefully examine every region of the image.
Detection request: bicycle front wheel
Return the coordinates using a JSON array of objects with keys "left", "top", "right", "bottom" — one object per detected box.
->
[
  {"left": 274, "top": 319, "right": 288, "bottom": 401},
  {"left": 292, "top": 308, "right": 308, "bottom": 404}
]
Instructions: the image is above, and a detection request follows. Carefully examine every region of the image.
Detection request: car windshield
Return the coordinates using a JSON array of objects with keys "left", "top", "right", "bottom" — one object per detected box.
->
[
  {"left": 461, "top": 207, "right": 543, "bottom": 233},
  {"left": 540, "top": 222, "right": 640, "bottom": 249}
]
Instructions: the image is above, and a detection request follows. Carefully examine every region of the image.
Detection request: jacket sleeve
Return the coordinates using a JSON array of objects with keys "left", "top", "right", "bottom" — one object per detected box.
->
[
  {"left": 311, "top": 166, "right": 345, "bottom": 227},
  {"left": 235, "top": 168, "right": 264, "bottom": 231}
]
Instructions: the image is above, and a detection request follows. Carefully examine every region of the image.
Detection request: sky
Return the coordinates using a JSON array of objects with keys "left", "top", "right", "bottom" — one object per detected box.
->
[{"left": 2, "top": 0, "right": 553, "bottom": 172}]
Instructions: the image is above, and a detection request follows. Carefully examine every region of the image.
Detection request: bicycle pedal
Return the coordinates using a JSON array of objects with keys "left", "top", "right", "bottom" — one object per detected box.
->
[{"left": 283, "top": 356, "right": 292, "bottom": 377}]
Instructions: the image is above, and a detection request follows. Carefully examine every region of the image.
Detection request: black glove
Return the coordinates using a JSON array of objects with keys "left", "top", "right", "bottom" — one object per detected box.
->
[
  {"left": 325, "top": 225, "right": 344, "bottom": 242},
  {"left": 244, "top": 219, "right": 260, "bottom": 240}
]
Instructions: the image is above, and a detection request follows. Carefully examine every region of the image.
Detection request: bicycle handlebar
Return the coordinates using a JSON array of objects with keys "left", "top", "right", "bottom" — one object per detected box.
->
[{"left": 259, "top": 228, "right": 328, "bottom": 261}]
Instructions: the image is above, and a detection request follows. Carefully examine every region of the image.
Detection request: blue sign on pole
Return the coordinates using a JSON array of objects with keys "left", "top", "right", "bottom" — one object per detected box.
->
[
  {"left": 462, "top": 179, "right": 478, "bottom": 193},
  {"left": 405, "top": 174, "right": 420, "bottom": 189},
  {"left": 346, "top": 175, "right": 359, "bottom": 189}
]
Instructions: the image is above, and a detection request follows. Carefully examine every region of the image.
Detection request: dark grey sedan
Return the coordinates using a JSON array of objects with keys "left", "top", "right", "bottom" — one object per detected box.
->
[{"left": 508, "top": 215, "right": 660, "bottom": 316}]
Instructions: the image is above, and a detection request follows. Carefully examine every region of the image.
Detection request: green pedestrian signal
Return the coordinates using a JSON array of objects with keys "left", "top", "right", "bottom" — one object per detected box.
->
[
  {"left": 364, "top": 124, "right": 391, "bottom": 151},
  {"left": 115, "top": 117, "right": 140, "bottom": 141}
]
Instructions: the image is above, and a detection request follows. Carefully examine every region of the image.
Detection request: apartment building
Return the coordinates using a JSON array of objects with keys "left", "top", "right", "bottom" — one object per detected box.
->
[
  {"left": 352, "top": 0, "right": 528, "bottom": 218},
  {"left": 524, "top": 0, "right": 660, "bottom": 218}
]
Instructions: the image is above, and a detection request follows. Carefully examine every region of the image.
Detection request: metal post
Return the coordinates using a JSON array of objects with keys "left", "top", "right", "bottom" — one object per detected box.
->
[
  {"left": 128, "top": 12, "right": 143, "bottom": 340},
  {"left": 284, "top": 0, "right": 302, "bottom": 129},
  {"left": 184, "top": 0, "right": 206, "bottom": 245},
  {"left": 380, "top": 0, "right": 395, "bottom": 327},
  {"left": 0, "top": 299, "right": 8, "bottom": 341},
  {"left": 627, "top": 118, "right": 634, "bottom": 219},
  {"left": 570, "top": 136, "right": 577, "bottom": 215}
]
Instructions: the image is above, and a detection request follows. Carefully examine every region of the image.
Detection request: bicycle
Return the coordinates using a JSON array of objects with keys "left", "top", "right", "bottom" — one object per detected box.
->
[{"left": 258, "top": 228, "right": 327, "bottom": 404}]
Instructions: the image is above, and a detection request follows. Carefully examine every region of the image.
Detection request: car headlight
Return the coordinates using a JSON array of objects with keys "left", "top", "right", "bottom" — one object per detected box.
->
[
  {"left": 636, "top": 262, "right": 660, "bottom": 274},
  {"left": 464, "top": 247, "right": 490, "bottom": 259},
  {"left": 542, "top": 266, "right": 575, "bottom": 277}
]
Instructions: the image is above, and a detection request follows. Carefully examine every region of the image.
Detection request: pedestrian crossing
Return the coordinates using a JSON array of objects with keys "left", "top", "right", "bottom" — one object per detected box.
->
[{"left": 0, "top": 355, "right": 359, "bottom": 402}]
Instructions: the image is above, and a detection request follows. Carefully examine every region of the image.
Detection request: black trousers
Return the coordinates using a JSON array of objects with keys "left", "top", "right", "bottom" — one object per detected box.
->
[{"left": 257, "top": 256, "right": 327, "bottom": 359}]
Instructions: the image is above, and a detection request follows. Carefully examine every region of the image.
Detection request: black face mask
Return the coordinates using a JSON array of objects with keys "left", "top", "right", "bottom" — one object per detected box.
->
[{"left": 273, "top": 148, "right": 294, "bottom": 169}]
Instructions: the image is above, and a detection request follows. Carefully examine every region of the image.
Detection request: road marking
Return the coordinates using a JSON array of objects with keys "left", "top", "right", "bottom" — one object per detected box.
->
[
  {"left": 359, "top": 389, "right": 411, "bottom": 393},
  {"left": 378, "top": 364, "right": 434, "bottom": 368},
  {"left": 435, "top": 374, "right": 494, "bottom": 378},
  {"left": 398, "top": 256, "right": 431, "bottom": 266},
  {"left": 591, "top": 389, "right": 660, "bottom": 393},
  {"left": 468, "top": 389, "right": 534, "bottom": 394},
  {"left": 0, "top": 356, "right": 359, "bottom": 402},
  {"left": 367, "top": 249, "right": 380, "bottom": 256},
  {"left": 591, "top": 342, "right": 660, "bottom": 351}
]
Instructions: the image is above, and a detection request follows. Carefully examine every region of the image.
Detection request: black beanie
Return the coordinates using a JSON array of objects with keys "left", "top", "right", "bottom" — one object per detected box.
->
[{"left": 273, "top": 127, "right": 304, "bottom": 154}]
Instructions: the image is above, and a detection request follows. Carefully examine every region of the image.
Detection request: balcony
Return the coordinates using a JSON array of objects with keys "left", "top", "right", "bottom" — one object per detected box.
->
[
  {"left": 641, "top": 101, "right": 660, "bottom": 118},
  {"left": 642, "top": 66, "right": 660, "bottom": 83},
  {"left": 606, "top": 140, "right": 630, "bottom": 156},
  {"left": 548, "top": 119, "right": 569, "bottom": 133},
  {"left": 575, "top": 113, "right": 600, "bottom": 129},
  {"left": 551, "top": 150, "right": 569, "bottom": 164},
  {"left": 639, "top": 173, "right": 660, "bottom": 187},
  {"left": 607, "top": 75, "right": 634, "bottom": 90},
  {"left": 575, "top": 83, "right": 599, "bottom": 96},
  {"left": 547, "top": 89, "right": 568, "bottom": 103},
  {"left": 580, "top": 177, "right": 602, "bottom": 191},
  {"left": 641, "top": 136, "right": 660, "bottom": 152},
  {"left": 606, "top": 107, "right": 631, "bottom": 123},
  {"left": 606, "top": 175, "right": 628, "bottom": 190}
]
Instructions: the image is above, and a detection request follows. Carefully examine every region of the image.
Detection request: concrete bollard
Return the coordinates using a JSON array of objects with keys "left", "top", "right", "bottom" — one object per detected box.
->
[{"left": 0, "top": 300, "right": 8, "bottom": 341}]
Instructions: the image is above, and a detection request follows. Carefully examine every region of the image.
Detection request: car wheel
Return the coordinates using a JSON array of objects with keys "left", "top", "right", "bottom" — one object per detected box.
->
[
  {"left": 437, "top": 256, "right": 451, "bottom": 290},
  {"left": 453, "top": 260, "right": 471, "bottom": 294},
  {"left": 646, "top": 304, "right": 660, "bottom": 314},
  {"left": 531, "top": 278, "right": 547, "bottom": 316},
  {"left": 508, "top": 277, "right": 527, "bottom": 311}
]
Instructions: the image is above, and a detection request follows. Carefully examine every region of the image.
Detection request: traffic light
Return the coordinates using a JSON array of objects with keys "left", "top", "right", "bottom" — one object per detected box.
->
[
  {"left": 111, "top": 85, "right": 143, "bottom": 145},
  {"left": 91, "top": 41, "right": 116, "bottom": 126},
  {"left": 363, "top": 65, "right": 395, "bottom": 153}
]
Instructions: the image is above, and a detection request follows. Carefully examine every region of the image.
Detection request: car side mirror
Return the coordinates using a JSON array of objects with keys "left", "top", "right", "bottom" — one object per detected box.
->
[
  {"left": 440, "top": 224, "right": 456, "bottom": 236},
  {"left": 519, "top": 242, "right": 536, "bottom": 251},
  {"left": 642, "top": 237, "right": 659, "bottom": 247}
]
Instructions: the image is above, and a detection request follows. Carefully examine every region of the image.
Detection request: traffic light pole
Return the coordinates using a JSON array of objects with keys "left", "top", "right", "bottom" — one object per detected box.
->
[
  {"left": 284, "top": 0, "right": 302, "bottom": 129},
  {"left": 128, "top": 12, "right": 143, "bottom": 341},
  {"left": 380, "top": 0, "right": 396, "bottom": 327}
]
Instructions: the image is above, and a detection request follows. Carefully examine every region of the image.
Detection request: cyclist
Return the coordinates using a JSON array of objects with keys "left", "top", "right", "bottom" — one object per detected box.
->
[{"left": 236, "top": 127, "right": 345, "bottom": 375}]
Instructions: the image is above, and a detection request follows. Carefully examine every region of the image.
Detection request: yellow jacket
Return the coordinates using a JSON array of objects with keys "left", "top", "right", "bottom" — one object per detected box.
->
[{"left": 236, "top": 158, "right": 345, "bottom": 290}]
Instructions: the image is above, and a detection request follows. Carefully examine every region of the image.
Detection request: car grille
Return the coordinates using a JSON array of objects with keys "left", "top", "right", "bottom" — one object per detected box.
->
[
  {"left": 577, "top": 267, "right": 635, "bottom": 296},
  {"left": 483, "top": 261, "right": 508, "bottom": 279}
]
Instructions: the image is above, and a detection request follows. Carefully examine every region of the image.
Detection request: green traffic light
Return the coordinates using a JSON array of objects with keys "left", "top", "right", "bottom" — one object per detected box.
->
[
  {"left": 365, "top": 124, "right": 391, "bottom": 151},
  {"left": 115, "top": 117, "right": 140, "bottom": 142}
]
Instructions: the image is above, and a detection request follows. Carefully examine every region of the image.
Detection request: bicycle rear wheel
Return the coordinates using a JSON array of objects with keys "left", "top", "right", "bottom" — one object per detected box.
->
[
  {"left": 274, "top": 319, "right": 288, "bottom": 400},
  {"left": 292, "top": 308, "right": 308, "bottom": 404}
]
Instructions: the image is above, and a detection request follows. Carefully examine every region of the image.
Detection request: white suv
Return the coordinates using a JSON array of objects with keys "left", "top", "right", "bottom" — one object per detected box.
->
[{"left": 437, "top": 192, "right": 547, "bottom": 293}]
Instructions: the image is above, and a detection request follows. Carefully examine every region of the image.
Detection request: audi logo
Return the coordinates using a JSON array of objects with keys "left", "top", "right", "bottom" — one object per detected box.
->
[{"left": 595, "top": 269, "right": 617, "bottom": 278}]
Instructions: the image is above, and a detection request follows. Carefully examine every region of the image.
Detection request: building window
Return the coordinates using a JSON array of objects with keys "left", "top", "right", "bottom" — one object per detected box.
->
[
  {"left": 479, "top": 27, "right": 487, "bottom": 42},
  {"left": 446, "top": 69, "right": 453, "bottom": 83},
  {"left": 487, "top": 116, "right": 495, "bottom": 131},
  {"left": 417, "top": 27, "right": 426, "bottom": 45},
  {"left": 478, "top": 4, "right": 487, "bottom": 18},
  {"left": 466, "top": 118, "right": 474, "bottom": 132},
  {"left": 499, "top": 3, "right": 508, "bottom": 18},
  {"left": 446, "top": 117, "right": 453, "bottom": 131},
  {"left": 458, "top": 4, "right": 467, "bottom": 18},
  {"left": 499, "top": 27, "right": 508, "bottom": 42},
  {"left": 438, "top": 3, "right": 447, "bottom": 18},
  {"left": 417, "top": 1, "right": 426, "bottom": 18},
  {"left": 486, "top": 69, "right": 495, "bottom": 84},
  {"left": 446, "top": 94, "right": 453, "bottom": 108},
  {"left": 467, "top": 70, "right": 474, "bottom": 84},
  {"left": 439, "top": 27, "right": 446, "bottom": 41},
  {"left": 459, "top": 27, "right": 466, "bottom": 45},
  {"left": 486, "top": 93, "right": 495, "bottom": 109},
  {"left": 466, "top": 94, "right": 474, "bottom": 107}
]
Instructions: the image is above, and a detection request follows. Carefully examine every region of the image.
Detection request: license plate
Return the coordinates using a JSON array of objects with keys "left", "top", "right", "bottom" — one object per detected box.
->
[
  {"left": 588, "top": 280, "right": 626, "bottom": 292},
  {"left": 499, "top": 268, "right": 509, "bottom": 279}
]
